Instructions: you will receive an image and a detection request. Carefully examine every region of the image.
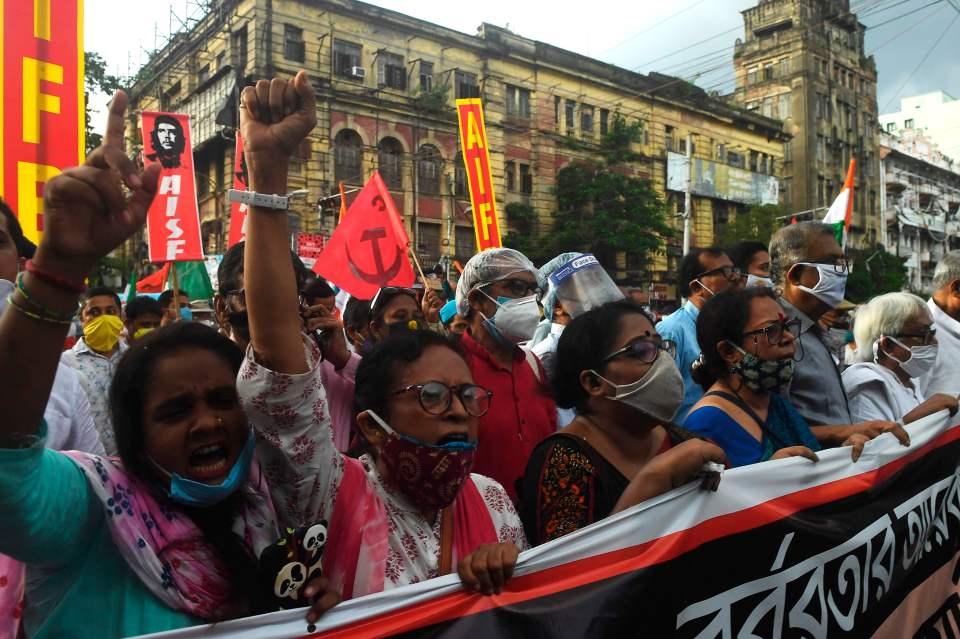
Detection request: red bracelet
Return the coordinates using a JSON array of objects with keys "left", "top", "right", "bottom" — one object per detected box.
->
[{"left": 24, "top": 259, "right": 87, "bottom": 294}]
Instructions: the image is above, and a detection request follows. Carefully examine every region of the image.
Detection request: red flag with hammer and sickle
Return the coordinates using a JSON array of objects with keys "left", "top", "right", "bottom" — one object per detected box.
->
[{"left": 312, "top": 172, "right": 415, "bottom": 299}]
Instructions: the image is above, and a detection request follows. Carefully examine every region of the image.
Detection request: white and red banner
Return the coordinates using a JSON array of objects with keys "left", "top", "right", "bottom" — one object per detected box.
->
[
  {"left": 227, "top": 130, "right": 247, "bottom": 248},
  {"left": 296, "top": 233, "right": 326, "bottom": 269},
  {"left": 141, "top": 111, "right": 204, "bottom": 263},
  {"left": 140, "top": 411, "right": 960, "bottom": 639}
]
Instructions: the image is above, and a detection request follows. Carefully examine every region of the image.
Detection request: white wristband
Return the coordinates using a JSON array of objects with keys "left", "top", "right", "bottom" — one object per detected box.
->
[{"left": 228, "top": 189, "right": 289, "bottom": 211}]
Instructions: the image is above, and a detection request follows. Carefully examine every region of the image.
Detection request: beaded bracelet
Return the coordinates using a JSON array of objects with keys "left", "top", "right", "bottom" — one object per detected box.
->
[
  {"left": 15, "top": 272, "right": 78, "bottom": 322},
  {"left": 24, "top": 259, "right": 86, "bottom": 294},
  {"left": 6, "top": 294, "right": 73, "bottom": 325}
]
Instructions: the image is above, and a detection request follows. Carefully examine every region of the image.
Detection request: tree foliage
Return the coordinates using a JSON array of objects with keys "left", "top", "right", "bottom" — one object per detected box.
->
[
  {"left": 717, "top": 204, "right": 784, "bottom": 247},
  {"left": 84, "top": 52, "right": 124, "bottom": 153},
  {"left": 844, "top": 246, "right": 908, "bottom": 303}
]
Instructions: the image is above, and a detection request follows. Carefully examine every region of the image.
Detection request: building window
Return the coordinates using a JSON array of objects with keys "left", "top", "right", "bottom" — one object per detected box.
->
[
  {"left": 419, "top": 61, "right": 433, "bottom": 90},
  {"left": 749, "top": 150, "right": 759, "bottom": 172},
  {"left": 505, "top": 160, "right": 516, "bottom": 192},
  {"left": 728, "top": 151, "right": 743, "bottom": 168},
  {"left": 600, "top": 109, "right": 609, "bottom": 136},
  {"left": 216, "top": 51, "right": 225, "bottom": 70},
  {"left": 762, "top": 97, "right": 773, "bottom": 118},
  {"left": 779, "top": 57, "right": 790, "bottom": 76},
  {"left": 580, "top": 105, "right": 594, "bottom": 138},
  {"left": 376, "top": 52, "right": 406, "bottom": 90},
  {"left": 818, "top": 176, "right": 825, "bottom": 206},
  {"left": 284, "top": 25, "right": 305, "bottom": 63},
  {"left": 905, "top": 118, "right": 914, "bottom": 129},
  {"left": 378, "top": 137, "right": 403, "bottom": 190},
  {"left": 417, "top": 222, "right": 440, "bottom": 264},
  {"left": 816, "top": 135, "right": 825, "bottom": 163},
  {"left": 713, "top": 202, "right": 730, "bottom": 240},
  {"left": 455, "top": 226, "right": 476, "bottom": 262},
  {"left": 417, "top": 145, "right": 441, "bottom": 195},
  {"left": 716, "top": 143, "right": 726, "bottom": 162},
  {"left": 554, "top": 96, "right": 561, "bottom": 130},
  {"left": 886, "top": 122, "right": 896, "bottom": 133},
  {"left": 197, "top": 63, "right": 210, "bottom": 85},
  {"left": 763, "top": 63, "right": 774, "bottom": 81},
  {"left": 455, "top": 71, "right": 479, "bottom": 99},
  {"left": 778, "top": 93, "right": 791, "bottom": 119},
  {"left": 232, "top": 26, "right": 248, "bottom": 72},
  {"left": 747, "top": 66, "right": 758, "bottom": 85},
  {"left": 565, "top": 100, "right": 575, "bottom": 135},
  {"left": 505, "top": 84, "right": 531, "bottom": 118},
  {"left": 783, "top": 140, "right": 792, "bottom": 162},
  {"left": 519, "top": 163, "right": 532, "bottom": 194},
  {"left": 334, "top": 129, "right": 363, "bottom": 184},
  {"left": 746, "top": 101, "right": 758, "bottom": 111},
  {"left": 665, "top": 125, "right": 675, "bottom": 152},
  {"left": 454, "top": 153, "right": 467, "bottom": 197},
  {"left": 334, "top": 40, "right": 362, "bottom": 79}
]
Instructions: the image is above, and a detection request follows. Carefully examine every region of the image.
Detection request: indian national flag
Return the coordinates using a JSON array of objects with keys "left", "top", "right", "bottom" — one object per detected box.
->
[{"left": 822, "top": 159, "right": 856, "bottom": 249}]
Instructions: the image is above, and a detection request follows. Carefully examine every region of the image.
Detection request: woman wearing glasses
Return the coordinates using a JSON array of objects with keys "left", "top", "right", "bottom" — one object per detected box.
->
[
  {"left": 518, "top": 300, "right": 726, "bottom": 547},
  {"left": 684, "top": 287, "right": 826, "bottom": 468},
  {"left": 842, "top": 292, "right": 958, "bottom": 424}
]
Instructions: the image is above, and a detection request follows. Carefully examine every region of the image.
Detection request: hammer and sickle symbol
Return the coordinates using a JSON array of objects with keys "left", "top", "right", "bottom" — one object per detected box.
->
[{"left": 346, "top": 227, "right": 402, "bottom": 285}]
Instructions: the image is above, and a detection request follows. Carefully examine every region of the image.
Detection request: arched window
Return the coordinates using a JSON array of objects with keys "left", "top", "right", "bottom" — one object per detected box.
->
[
  {"left": 378, "top": 137, "right": 403, "bottom": 190},
  {"left": 334, "top": 129, "right": 363, "bottom": 184},
  {"left": 417, "top": 144, "right": 441, "bottom": 195}
]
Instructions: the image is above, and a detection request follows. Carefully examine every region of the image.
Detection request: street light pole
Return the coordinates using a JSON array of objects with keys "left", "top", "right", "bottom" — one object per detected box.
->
[{"left": 683, "top": 133, "right": 693, "bottom": 255}]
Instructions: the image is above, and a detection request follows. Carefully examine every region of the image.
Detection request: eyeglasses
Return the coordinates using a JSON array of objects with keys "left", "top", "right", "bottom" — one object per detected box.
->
[
  {"left": 694, "top": 266, "right": 742, "bottom": 281},
  {"left": 895, "top": 325, "right": 937, "bottom": 345},
  {"left": 487, "top": 278, "right": 542, "bottom": 299},
  {"left": 371, "top": 287, "right": 417, "bottom": 316},
  {"left": 741, "top": 318, "right": 801, "bottom": 345},
  {"left": 601, "top": 338, "right": 676, "bottom": 365},
  {"left": 388, "top": 381, "right": 493, "bottom": 417},
  {"left": 800, "top": 257, "right": 851, "bottom": 275},
  {"left": 222, "top": 288, "right": 246, "bottom": 304}
]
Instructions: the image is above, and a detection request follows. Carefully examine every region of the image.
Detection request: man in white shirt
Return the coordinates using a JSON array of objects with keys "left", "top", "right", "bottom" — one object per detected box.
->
[{"left": 922, "top": 251, "right": 960, "bottom": 397}]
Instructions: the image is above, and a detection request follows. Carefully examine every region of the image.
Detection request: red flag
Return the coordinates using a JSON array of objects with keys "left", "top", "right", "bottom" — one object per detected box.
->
[
  {"left": 228, "top": 130, "right": 248, "bottom": 247},
  {"left": 790, "top": 216, "right": 798, "bottom": 225},
  {"left": 135, "top": 263, "right": 171, "bottom": 293},
  {"left": 312, "top": 172, "right": 414, "bottom": 299}
]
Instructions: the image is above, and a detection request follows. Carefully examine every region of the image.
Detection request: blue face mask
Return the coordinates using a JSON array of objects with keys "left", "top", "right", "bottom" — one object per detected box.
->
[
  {"left": 154, "top": 429, "right": 255, "bottom": 507},
  {"left": 480, "top": 297, "right": 513, "bottom": 348},
  {"left": 180, "top": 306, "right": 193, "bottom": 321},
  {"left": 367, "top": 410, "right": 478, "bottom": 452}
]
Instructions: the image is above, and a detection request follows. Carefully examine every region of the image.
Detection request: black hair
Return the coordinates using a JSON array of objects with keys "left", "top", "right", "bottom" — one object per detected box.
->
[
  {"left": 84, "top": 285, "right": 121, "bottom": 309},
  {"left": 216, "top": 240, "right": 311, "bottom": 296},
  {"left": 124, "top": 295, "right": 164, "bottom": 323},
  {"left": 343, "top": 297, "right": 371, "bottom": 331},
  {"left": 158, "top": 288, "right": 186, "bottom": 309},
  {"left": 0, "top": 198, "right": 35, "bottom": 259},
  {"left": 678, "top": 246, "right": 725, "bottom": 298},
  {"left": 552, "top": 299, "right": 655, "bottom": 413},
  {"left": 355, "top": 329, "right": 463, "bottom": 422},
  {"left": 725, "top": 241, "right": 768, "bottom": 274},
  {"left": 109, "top": 322, "right": 266, "bottom": 616},
  {"left": 302, "top": 276, "right": 335, "bottom": 303},
  {"left": 370, "top": 289, "right": 419, "bottom": 324},
  {"left": 690, "top": 286, "right": 780, "bottom": 389}
]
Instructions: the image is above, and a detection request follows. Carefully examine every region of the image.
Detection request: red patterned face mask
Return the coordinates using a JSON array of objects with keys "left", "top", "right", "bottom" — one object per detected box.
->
[{"left": 367, "top": 410, "right": 477, "bottom": 510}]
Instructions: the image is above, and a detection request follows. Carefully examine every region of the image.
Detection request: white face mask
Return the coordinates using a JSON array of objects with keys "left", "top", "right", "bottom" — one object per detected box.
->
[
  {"left": 881, "top": 336, "right": 938, "bottom": 379},
  {"left": 589, "top": 352, "right": 685, "bottom": 424},
  {"left": 791, "top": 262, "right": 848, "bottom": 309},
  {"left": 746, "top": 274, "right": 773, "bottom": 288},
  {"left": 0, "top": 278, "right": 14, "bottom": 316},
  {"left": 480, "top": 290, "right": 543, "bottom": 344}
]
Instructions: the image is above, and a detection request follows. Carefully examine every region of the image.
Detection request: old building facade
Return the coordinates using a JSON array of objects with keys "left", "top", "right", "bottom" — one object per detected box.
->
[
  {"left": 126, "top": 0, "right": 787, "bottom": 296},
  {"left": 730, "top": 0, "right": 881, "bottom": 248}
]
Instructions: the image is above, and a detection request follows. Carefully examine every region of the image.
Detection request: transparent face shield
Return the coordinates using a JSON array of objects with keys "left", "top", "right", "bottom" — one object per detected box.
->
[{"left": 547, "top": 254, "right": 624, "bottom": 319}]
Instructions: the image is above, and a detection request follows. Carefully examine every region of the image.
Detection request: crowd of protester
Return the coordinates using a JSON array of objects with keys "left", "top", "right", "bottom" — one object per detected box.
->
[{"left": 0, "top": 72, "right": 958, "bottom": 638}]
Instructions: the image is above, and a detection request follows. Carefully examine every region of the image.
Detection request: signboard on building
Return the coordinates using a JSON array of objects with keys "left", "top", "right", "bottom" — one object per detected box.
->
[
  {"left": 455, "top": 99, "right": 503, "bottom": 252},
  {"left": 666, "top": 152, "right": 779, "bottom": 206},
  {"left": 1, "top": 0, "right": 85, "bottom": 244},
  {"left": 297, "top": 232, "right": 326, "bottom": 269}
]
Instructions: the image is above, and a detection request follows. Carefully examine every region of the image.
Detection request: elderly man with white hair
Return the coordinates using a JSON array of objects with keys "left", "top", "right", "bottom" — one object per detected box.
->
[
  {"left": 920, "top": 251, "right": 960, "bottom": 397},
  {"left": 842, "top": 292, "right": 958, "bottom": 424},
  {"left": 455, "top": 248, "right": 557, "bottom": 501}
]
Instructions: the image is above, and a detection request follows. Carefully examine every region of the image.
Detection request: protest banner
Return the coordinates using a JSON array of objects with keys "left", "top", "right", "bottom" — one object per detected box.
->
[
  {"left": 296, "top": 232, "right": 326, "bottom": 269},
  {"left": 139, "top": 410, "right": 960, "bottom": 639},
  {"left": 141, "top": 111, "right": 204, "bottom": 263},
  {"left": 455, "top": 99, "right": 502, "bottom": 252},
  {"left": 0, "top": 0, "right": 84, "bottom": 244},
  {"left": 311, "top": 171, "right": 414, "bottom": 300},
  {"left": 227, "top": 130, "right": 248, "bottom": 247}
]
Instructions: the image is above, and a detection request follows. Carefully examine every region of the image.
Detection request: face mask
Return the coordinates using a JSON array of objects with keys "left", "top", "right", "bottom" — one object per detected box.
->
[
  {"left": 880, "top": 337, "right": 938, "bottom": 379},
  {"left": 180, "top": 306, "right": 193, "bottom": 321},
  {"left": 133, "top": 326, "right": 155, "bottom": 341},
  {"left": 366, "top": 410, "right": 476, "bottom": 510},
  {"left": 152, "top": 429, "right": 255, "bottom": 508},
  {"left": 0, "top": 278, "right": 14, "bottom": 315},
  {"left": 728, "top": 343, "right": 796, "bottom": 394},
  {"left": 83, "top": 314, "right": 124, "bottom": 353},
  {"left": 746, "top": 274, "right": 773, "bottom": 288},
  {"left": 589, "top": 351, "right": 684, "bottom": 423},
  {"left": 480, "top": 291, "right": 542, "bottom": 345},
  {"left": 385, "top": 318, "right": 426, "bottom": 337},
  {"left": 792, "top": 263, "right": 847, "bottom": 309}
]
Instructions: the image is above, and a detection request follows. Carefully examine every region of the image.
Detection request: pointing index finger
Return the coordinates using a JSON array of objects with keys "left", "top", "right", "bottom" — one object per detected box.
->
[{"left": 104, "top": 91, "right": 129, "bottom": 149}]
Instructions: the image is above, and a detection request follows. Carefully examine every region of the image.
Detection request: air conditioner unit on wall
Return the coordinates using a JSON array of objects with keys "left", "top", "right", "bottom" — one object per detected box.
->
[{"left": 350, "top": 67, "right": 366, "bottom": 79}]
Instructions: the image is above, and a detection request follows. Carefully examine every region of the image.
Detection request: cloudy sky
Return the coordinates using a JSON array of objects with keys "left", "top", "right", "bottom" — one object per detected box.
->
[{"left": 86, "top": 0, "right": 960, "bottom": 120}]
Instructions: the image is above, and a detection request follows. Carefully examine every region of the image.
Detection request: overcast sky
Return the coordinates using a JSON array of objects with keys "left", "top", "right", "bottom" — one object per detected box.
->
[{"left": 85, "top": 0, "right": 960, "bottom": 122}]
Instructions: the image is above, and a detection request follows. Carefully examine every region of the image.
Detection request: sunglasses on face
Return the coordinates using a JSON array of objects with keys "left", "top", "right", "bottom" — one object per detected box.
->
[
  {"left": 741, "top": 318, "right": 801, "bottom": 345},
  {"left": 694, "top": 266, "right": 742, "bottom": 281},
  {"left": 388, "top": 381, "right": 493, "bottom": 417},
  {"left": 488, "top": 278, "right": 542, "bottom": 299},
  {"left": 601, "top": 338, "right": 676, "bottom": 365}
]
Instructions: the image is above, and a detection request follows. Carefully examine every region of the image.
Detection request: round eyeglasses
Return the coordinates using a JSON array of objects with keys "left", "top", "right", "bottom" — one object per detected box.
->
[
  {"left": 388, "top": 381, "right": 493, "bottom": 417},
  {"left": 601, "top": 338, "right": 676, "bottom": 365}
]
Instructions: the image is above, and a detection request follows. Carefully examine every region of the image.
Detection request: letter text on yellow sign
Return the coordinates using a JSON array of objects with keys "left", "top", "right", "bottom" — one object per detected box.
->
[
  {"left": 22, "top": 57, "right": 63, "bottom": 144},
  {"left": 17, "top": 161, "right": 59, "bottom": 243}
]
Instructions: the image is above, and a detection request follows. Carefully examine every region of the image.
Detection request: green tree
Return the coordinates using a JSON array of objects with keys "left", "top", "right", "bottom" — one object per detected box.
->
[
  {"left": 84, "top": 52, "right": 124, "bottom": 153},
  {"left": 844, "top": 246, "right": 908, "bottom": 303},
  {"left": 501, "top": 202, "right": 551, "bottom": 264},
  {"left": 717, "top": 203, "right": 783, "bottom": 247}
]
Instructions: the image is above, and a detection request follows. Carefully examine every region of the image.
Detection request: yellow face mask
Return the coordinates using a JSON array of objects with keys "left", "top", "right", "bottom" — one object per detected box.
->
[
  {"left": 133, "top": 326, "right": 155, "bottom": 341},
  {"left": 83, "top": 314, "right": 124, "bottom": 353}
]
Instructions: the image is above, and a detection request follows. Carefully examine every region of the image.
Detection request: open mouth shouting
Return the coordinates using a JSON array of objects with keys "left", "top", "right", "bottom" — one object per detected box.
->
[{"left": 187, "top": 441, "right": 232, "bottom": 482}]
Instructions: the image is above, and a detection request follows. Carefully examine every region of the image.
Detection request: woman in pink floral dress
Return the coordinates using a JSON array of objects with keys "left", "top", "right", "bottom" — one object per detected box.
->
[{"left": 236, "top": 71, "right": 526, "bottom": 600}]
